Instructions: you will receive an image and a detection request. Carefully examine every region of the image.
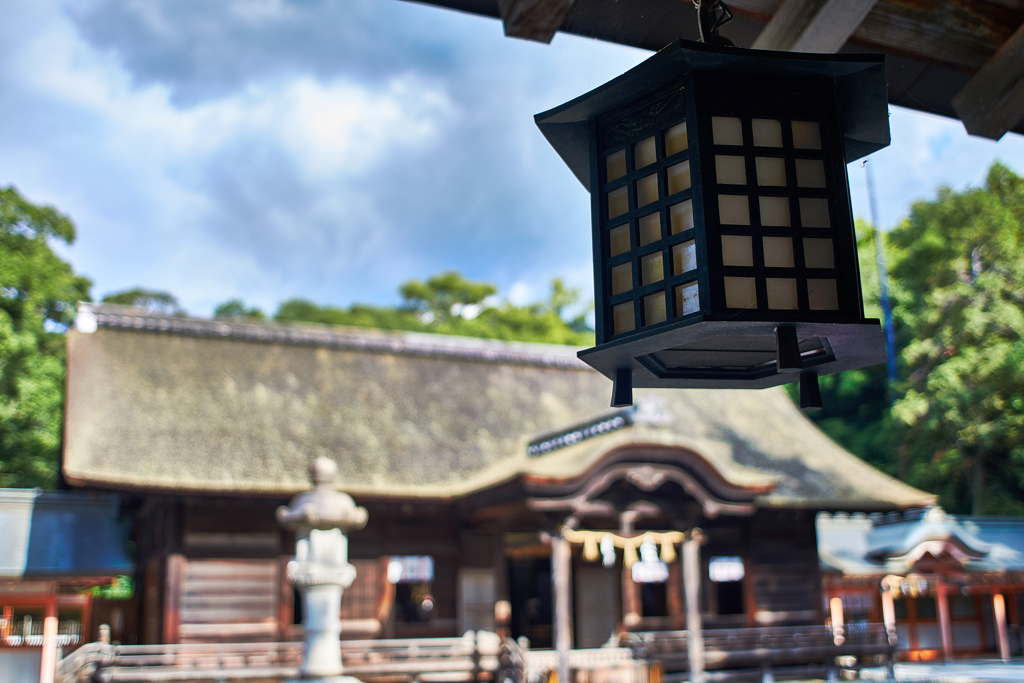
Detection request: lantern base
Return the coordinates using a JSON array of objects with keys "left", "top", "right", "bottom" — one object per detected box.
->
[{"left": 579, "top": 318, "right": 885, "bottom": 390}]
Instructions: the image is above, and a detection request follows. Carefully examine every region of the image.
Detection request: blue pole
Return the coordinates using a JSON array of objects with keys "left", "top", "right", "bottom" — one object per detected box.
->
[{"left": 865, "top": 161, "right": 898, "bottom": 404}]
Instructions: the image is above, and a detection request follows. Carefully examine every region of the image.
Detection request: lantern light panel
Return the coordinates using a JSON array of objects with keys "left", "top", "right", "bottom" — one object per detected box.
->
[{"left": 536, "top": 41, "right": 891, "bottom": 406}]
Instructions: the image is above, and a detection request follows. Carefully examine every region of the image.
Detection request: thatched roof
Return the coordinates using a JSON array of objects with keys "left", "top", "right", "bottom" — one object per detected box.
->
[{"left": 63, "top": 304, "right": 934, "bottom": 510}]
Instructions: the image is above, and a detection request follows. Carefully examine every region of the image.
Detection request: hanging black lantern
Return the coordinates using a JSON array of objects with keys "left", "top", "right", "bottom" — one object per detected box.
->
[{"left": 535, "top": 40, "right": 891, "bottom": 409}]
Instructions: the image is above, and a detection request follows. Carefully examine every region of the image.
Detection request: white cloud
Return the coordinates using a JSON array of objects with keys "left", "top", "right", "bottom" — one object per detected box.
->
[
  {"left": 1, "top": 0, "right": 463, "bottom": 313},
  {"left": 276, "top": 77, "right": 454, "bottom": 179},
  {"left": 850, "top": 106, "right": 1024, "bottom": 230},
  {"left": 226, "top": 0, "right": 296, "bottom": 25},
  {"left": 507, "top": 281, "right": 537, "bottom": 307},
  {"left": 5, "top": 0, "right": 1021, "bottom": 321},
  {"left": 15, "top": 11, "right": 453, "bottom": 185}
]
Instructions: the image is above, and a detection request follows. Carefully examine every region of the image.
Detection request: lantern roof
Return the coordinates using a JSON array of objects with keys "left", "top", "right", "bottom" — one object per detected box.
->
[{"left": 536, "top": 39, "right": 888, "bottom": 192}]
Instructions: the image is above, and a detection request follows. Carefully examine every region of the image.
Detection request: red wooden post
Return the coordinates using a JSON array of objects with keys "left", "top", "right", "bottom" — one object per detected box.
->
[
  {"left": 993, "top": 593, "right": 1010, "bottom": 662},
  {"left": 668, "top": 558, "right": 684, "bottom": 631},
  {"left": 881, "top": 589, "right": 896, "bottom": 645},
  {"left": 164, "top": 554, "right": 186, "bottom": 644},
  {"left": 622, "top": 560, "right": 641, "bottom": 627},
  {"left": 81, "top": 593, "right": 93, "bottom": 645},
  {"left": 829, "top": 597, "right": 845, "bottom": 645},
  {"left": 936, "top": 582, "right": 952, "bottom": 663},
  {"left": 277, "top": 555, "right": 292, "bottom": 641},
  {"left": 39, "top": 591, "right": 58, "bottom": 683}
]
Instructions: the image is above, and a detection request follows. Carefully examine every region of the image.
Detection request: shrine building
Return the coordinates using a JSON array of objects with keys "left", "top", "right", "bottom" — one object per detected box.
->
[{"left": 62, "top": 303, "right": 940, "bottom": 657}]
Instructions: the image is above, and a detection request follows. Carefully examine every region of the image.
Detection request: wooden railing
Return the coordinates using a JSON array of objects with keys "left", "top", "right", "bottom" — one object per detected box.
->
[
  {"left": 57, "top": 632, "right": 504, "bottom": 683},
  {"left": 2, "top": 619, "right": 81, "bottom": 648},
  {"left": 56, "top": 640, "right": 301, "bottom": 683},
  {"left": 521, "top": 646, "right": 642, "bottom": 683},
  {"left": 627, "top": 623, "right": 894, "bottom": 680},
  {"left": 58, "top": 625, "right": 894, "bottom": 683}
]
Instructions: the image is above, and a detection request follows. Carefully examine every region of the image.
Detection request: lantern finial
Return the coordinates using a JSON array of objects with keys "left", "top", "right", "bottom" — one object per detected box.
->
[{"left": 694, "top": 0, "right": 734, "bottom": 47}]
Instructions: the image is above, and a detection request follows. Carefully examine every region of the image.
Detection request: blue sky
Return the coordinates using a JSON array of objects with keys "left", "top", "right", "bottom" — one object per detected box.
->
[{"left": 2, "top": 0, "right": 1023, "bottom": 317}]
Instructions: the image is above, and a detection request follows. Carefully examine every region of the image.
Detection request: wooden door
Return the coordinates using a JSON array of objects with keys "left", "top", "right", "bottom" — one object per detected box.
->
[
  {"left": 575, "top": 564, "right": 619, "bottom": 649},
  {"left": 458, "top": 568, "right": 496, "bottom": 634},
  {"left": 166, "top": 557, "right": 279, "bottom": 643}
]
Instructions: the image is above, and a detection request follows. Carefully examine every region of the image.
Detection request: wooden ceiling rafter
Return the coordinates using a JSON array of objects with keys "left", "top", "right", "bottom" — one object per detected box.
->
[
  {"left": 729, "top": 0, "right": 1023, "bottom": 72},
  {"left": 417, "top": 0, "right": 1024, "bottom": 137},
  {"left": 498, "top": 0, "right": 579, "bottom": 42},
  {"left": 407, "top": 0, "right": 1024, "bottom": 136},
  {"left": 744, "top": 0, "right": 1024, "bottom": 138},
  {"left": 751, "top": 0, "right": 880, "bottom": 52},
  {"left": 952, "top": 20, "right": 1024, "bottom": 139}
]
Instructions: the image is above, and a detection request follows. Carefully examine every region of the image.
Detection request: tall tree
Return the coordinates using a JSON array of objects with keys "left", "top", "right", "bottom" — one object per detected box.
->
[
  {"left": 399, "top": 271, "right": 497, "bottom": 324},
  {"left": 101, "top": 288, "right": 183, "bottom": 316},
  {"left": 276, "top": 272, "right": 593, "bottom": 346},
  {"left": 0, "top": 187, "right": 91, "bottom": 488},
  {"left": 887, "top": 163, "right": 1024, "bottom": 514},
  {"left": 213, "top": 299, "right": 266, "bottom": 320}
]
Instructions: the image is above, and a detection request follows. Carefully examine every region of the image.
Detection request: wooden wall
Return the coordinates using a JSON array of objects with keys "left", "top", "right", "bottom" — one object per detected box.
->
[
  {"left": 126, "top": 491, "right": 826, "bottom": 646},
  {"left": 746, "top": 510, "right": 822, "bottom": 626},
  {"left": 165, "top": 556, "right": 282, "bottom": 643}
]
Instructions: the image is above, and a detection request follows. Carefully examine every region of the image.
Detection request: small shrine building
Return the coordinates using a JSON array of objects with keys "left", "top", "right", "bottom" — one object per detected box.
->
[{"left": 819, "top": 506, "right": 1024, "bottom": 661}]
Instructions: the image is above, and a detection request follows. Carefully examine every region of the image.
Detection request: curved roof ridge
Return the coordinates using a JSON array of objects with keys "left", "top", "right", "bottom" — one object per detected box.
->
[
  {"left": 869, "top": 507, "right": 992, "bottom": 561},
  {"left": 77, "top": 302, "right": 589, "bottom": 371}
]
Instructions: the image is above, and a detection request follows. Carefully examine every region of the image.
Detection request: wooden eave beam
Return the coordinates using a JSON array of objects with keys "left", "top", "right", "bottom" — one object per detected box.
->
[
  {"left": 952, "top": 20, "right": 1024, "bottom": 140},
  {"left": 751, "top": 0, "right": 879, "bottom": 53},
  {"left": 732, "top": 0, "right": 1024, "bottom": 72},
  {"left": 497, "top": 0, "right": 578, "bottom": 43}
]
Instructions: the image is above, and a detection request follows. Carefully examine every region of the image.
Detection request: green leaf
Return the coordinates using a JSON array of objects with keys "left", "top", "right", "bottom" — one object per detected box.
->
[{"left": 1, "top": 185, "right": 91, "bottom": 488}]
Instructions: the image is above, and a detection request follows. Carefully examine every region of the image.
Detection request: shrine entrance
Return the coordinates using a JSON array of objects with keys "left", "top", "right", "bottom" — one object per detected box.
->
[{"left": 507, "top": 553, "right": 553, "bottom": 648}]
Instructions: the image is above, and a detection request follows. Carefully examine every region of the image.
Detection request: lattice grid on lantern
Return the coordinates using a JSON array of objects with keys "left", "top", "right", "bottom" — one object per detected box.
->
[
  {"left": 603, "top": 119, "right": 699, "bottom": 338},
  {"left": 711, "top": 115, "right": 839, "bottom": 313}
]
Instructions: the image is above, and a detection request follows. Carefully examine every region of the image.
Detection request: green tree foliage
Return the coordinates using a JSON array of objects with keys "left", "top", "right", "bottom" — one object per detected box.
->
[
  {"left": 213, "top": 299, "right": 266, "bottom": 320},
  {"left": 89, "top": 575, "right": 134, "bottom": 600},
  {"left": 101, "top": 288, "right": 184, "bottom": 316},
  {"left": 791, "top": 221, "right": 894, "bottom": 474},
  {"left": 274, "top": 298, "right": 422, "bottom": 331},
  {"left": 400, "top": 271, "right": 497, "bottom": 324},
  {"left": 799, "top": 164, "right": 1024, "bottom": 514},
  {"left": 276, "top": 272, "right": 593, "bottom": 345},
  {"left": 0, "top": 186, "right": 91, "bottom": 488},
  {"left": 887, "top": 163, "right": 1024, "bottom": 514},
  {"left": 465, "top": 279, "right": 592, "bottom": 345}
]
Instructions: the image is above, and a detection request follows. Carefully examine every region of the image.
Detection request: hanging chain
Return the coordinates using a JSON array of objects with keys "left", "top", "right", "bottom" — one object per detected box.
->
[{"left": 693, "top": 0, "right": 735, "bottom": 46}]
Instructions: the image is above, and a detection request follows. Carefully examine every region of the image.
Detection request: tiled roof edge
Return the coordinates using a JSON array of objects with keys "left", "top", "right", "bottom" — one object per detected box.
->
[
  {"left": 76, "top": 303, "right": 591, "bottom": 371},
  {"left": 0, "top": 488, "right": 121, "bottom": 511}
]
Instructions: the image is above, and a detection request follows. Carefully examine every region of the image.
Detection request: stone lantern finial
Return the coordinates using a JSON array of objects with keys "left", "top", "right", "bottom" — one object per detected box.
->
[
  {"left": 277, "top": 457, "right": 368, "bottom": 533},
  {"left": 313, "top": 457, "right": 338, "bottom": 487}
]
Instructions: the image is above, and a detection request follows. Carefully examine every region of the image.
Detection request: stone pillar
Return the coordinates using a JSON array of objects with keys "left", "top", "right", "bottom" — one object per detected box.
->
[
  {"left": 552, "top": 532, "right": 573, "bottom": 683},
  {"left": 278, "top": 458, "right": 368, "bottom": 682},
  {"left": 683, "top": 531, "right": 705, "bottom": 683}
]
